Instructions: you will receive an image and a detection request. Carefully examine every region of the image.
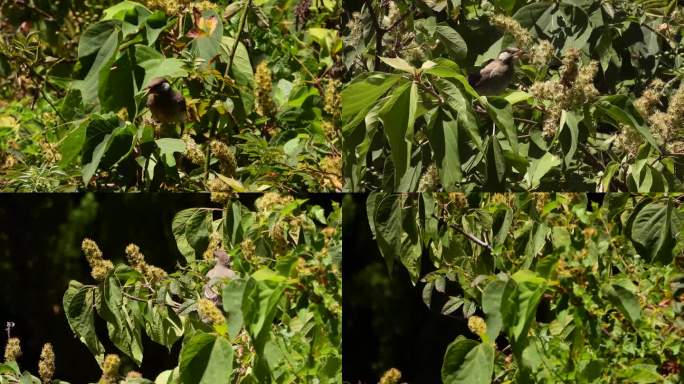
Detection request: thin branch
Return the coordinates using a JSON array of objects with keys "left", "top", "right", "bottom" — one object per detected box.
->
[{"left": 433, "top": 214, "right": 492, "bottom": 250}]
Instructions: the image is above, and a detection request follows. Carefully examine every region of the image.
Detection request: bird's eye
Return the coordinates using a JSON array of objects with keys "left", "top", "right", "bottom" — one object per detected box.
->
[{"left": 161, "top": 82, "right": 170, "bottom": 91}]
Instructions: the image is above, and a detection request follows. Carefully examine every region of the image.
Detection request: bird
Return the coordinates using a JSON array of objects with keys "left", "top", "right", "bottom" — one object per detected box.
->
[
  {"left": 145, "top": 78, "right": 187, "bottom": 134},
  {"left": 203, "top": 249, "right": 237, "bottom": 303},
  {"left": 468, "top": 47, "right": 524, "bottom": 96}
]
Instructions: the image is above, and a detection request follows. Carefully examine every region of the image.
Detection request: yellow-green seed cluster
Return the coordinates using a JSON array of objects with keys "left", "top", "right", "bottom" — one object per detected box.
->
[
  {"left": 379, "top": 368, "right": 402, "bottom": 384},
  {"left": 125, "top": 243, "right": 168, "bottom": 283},
  {"left": 182, "top": 134, "right": 206, "bottom": 166},
  {"left": 210, "top": 140, "right": 237, "bottom": 177},
  {"left": 38, "top": 343, "right": 55, "bottom": 383},
  {"left": 468, "top": 316, "right": 488, "bottom": 337},
  {"left": 255, "top": 192, "right": 294, "bottom": 213},
  {"left": 491, "top": 14, "right": 533, "bottom": 49},
  {"left": 4, "top": 337, "right": 21, "bottom": 362},
  {"left": 418, "top": 164, "right": 439, "bottom": 192},
  {"left": 241, "top": 239, "right": 256, "bottom": 261},
  {"left": 208, "top": 177, "right": 234, "bottom": 204},
  {"left": 99, "top": 354, "right": 120, "bottom": 384},
  {"left": 254, "top": 61, "right": 275, "bottom": 117},
  {"left": 197, "top": 298, "right": 226, "bottom": 326},
  {"left": 82, "top": 238, "right": 114, "bottom": 282},
  {"left": 203, "top": 231, "right": 223, "bottom": 261}
]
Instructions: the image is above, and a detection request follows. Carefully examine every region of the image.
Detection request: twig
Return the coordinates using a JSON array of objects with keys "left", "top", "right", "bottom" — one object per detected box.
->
[{"left": 433, "top": 214, "right": 492, "bottom": 250}]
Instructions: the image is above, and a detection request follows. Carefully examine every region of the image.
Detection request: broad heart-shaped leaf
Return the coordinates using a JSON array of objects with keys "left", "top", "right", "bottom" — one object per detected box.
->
[
  {"left": 63, "top": 281, "right": 105, "bottom": 362},
  {"left": 601, "top": 283, "right": 641, "bottom": 325},
  {"left": 78, "top": 20, "right": 121, "bottom": 58},
  {"left": 485, "top": 135, "right": 506, "bottom": 189},
  {"left": 503, "top": 271, "right": 547, "bottom": 348},
  {"left": 434, "top": 78, "right": 482, "bottom": 151},
  {"left": 144, "top": 304, "right": 183, "bottom": 351},
  {"left": 426, "top": 107, "right": 462, "bottom": 188},
  {"left": 560, "top": 109, "right": 580, "bottom": 166},
  {"left": 441, "top": 336, "right": 495, "bottom": 384},
  {"left": 378, "top": 81, "right": 419, "bottom": 190},
  {"left": 222, "top": 279, "right": 246, "bottom": 338},
  {"left": 341, "top": 73, "right": 403, "bottom": 134},
  {"left": 101, "top": 1, "right": 152, "bottom": 38},
  {"left": 242, "top": 269, "right": 286, "bottom": 353},
  {"left": 484, "top": 97, "right": 518, "bottom": 153},
  {"left": 380, "top": 56, "right": 416, "bottom": 74},
  {"left": 626, "top": 199, "right": 678, "bottom": 264},
  {"left": 139, "top": 57, "right": 188, "bottom": 90},
  {"left": 97, "top": 272, "right": 144, "bottom": 365},
  {"left": 179, "top": 332, "right": 233, "bottom": 384},
  {"left": 367, "top": 193, "right": 402, "bottom": 274},
  {"left": 156, "top": 138, "right": 186, "bottom": 168},
  {"left": 482, "top": 279, "right": 510, "bottom": 341},
  {"left": 435, "top": 24, "right": 467, "bottom": 60},
  {"left": 75, "top": 22, "right": 121, "bottom": 109},
  {"left": 523, "top": 152, "right": 561, "bottom": 190},
  {"left": 172, "top": 208, "right": 212, "bottom": 262},
  {"left": 189, "top": 10, "right": 223, "bottom": 67},
  {"left": 220, "top": 37, "right": 254, "bottom": 112}
]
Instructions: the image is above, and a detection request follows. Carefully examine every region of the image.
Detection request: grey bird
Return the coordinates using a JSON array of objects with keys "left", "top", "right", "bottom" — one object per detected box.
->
[
  {"left": 145, "top": 78, "right": 187, "bottom": 125},
  {"left": 468, "top": 48, "right": 524, "bottom": 96},
  {"left": 203, "top": 250, "right": 237, "bottom": 303}
]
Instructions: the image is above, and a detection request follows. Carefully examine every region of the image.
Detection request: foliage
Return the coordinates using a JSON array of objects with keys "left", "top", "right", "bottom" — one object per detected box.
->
[
  {"left": 0, "top": 195, "right": 342, "bottom": 383},
  {"left": 342, "top": 0, "right": 684, "bottom": 192},
  {"left": 367, "top": 192, "right": 684, "bottom": 382},
  {"left": 0, "top": 0, "right": 342, "bottom": 192}
]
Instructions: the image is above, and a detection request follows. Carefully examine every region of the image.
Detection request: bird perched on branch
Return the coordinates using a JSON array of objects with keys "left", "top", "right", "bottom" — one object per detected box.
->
[
  {"left": 203, "top": 250, "right": 237, "bottom": 303},
  {"left": 145, "top": 78, "right": 187, "bottom": 135},
  {"left": 468, "top": 47, "right": 524, "bottom": 96}
]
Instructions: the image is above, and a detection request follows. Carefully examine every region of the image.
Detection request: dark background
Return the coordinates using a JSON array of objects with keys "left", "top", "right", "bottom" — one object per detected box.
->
[
  {"left": 0, "top": 193, "right": 339, "bottom": 382},
  {"left": 342, "top": 194, "right": 469, "bottom": 384}
]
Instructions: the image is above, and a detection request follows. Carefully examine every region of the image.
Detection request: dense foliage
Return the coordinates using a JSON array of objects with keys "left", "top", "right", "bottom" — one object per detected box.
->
[
  {"left": 0, "top": 194, "right": 342, "bottom": 383},
  {"left": 0, "top": 0, "right": 342, "bottom": 191},
  {"left": 367, "top": 192, "right": 684, "bottom": 382},
  {"left": 342, "top": 0, "right": 684, "bottom": 192}
]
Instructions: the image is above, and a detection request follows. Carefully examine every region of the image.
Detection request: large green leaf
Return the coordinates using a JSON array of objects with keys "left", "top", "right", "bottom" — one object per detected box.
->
[
  {"left": 341, "top": 73, "right": 403, "bottom": 133},
  {"left": 63, "top": 281, "right": 105, "bottom": 361},
  {"left": 75, "top": 21, "right": 121, "bottom": 108},
  {"left": 626, "top": 199, "right": 678, "bottom": 263},
  {"left": 172, "top": 208, "right": 212, "bottom": 262},
  {"left": 523, "top": 152, "right": 561, "bottom": 190},
  {"left": 222, "top": 279, "right": 246, "bottom": 338},
  {"left": 378, "top": 82, "right": 418, "bottom": 189},
  {"left": 441, "top": 336, "right": 495, "bottom": 384},
  {"left": 435, "top": 25, "right": 467, "bottom": 60},
  {"left": 179, "top": 332, "right": 233, "bottom": 384},
  {"left": 98, "top": 272, "right": 144, "bottom": 365},
  {"left": 367, "top": 193, "right": 402, "bottom": 274},
  {"left": 242, "top": 269, "right": 286, "bottom": 353},
  {"left": 602, "top": 283, "right": 641, "bottom": 325},
  {"left": 426, "top": 107, "right": 462, "bottom": 188}
]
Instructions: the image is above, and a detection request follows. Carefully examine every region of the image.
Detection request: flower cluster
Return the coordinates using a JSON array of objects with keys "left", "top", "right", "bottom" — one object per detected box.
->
[
  {"left": 82, "top": 238, "right": 114, "bottom": 282},
  {"left": 530, "top": 39, "right": 554, "bottom": 67},
  {"left": 99, "top": 354, "right": 120, "bottom": 384},
  {"left": 418, "top": 164, "right": 439, "bottom": 192},
  {"left": 203, "top": 231, "right": 222, "bottom": 261},
  {"left": 4, "top": 337, "right": 21, "bottom": 362},
  {"left": 254, "top": 61, "right": 275, "bottom": 118},
  {"left": 197, "top": 298, "right": 226, "bottom": 326},
  {"left": 125, "top": 243, "right": 168, "bottom": 283},
  {"left": 210, "top": 140, "right": 237, "bottom": 177},
  {"left": 467, "top": 315, "right": 488, "bottom": 337},
  {"left": 319, "top": 154, "right": 342, "bottom": 191},
  {"left": 255, "top": 192, "right": 294, "bottom": 214},
  {"left": 240, "top": 239, "right": 256, "bottom": 261},
  {"left": 491, "top": 14, "right": 533, "bottom": 49},
  {"left": 183, "top": 134, "right": 206, "bottom": 166},
  {"left": 324, "top": 79, "right": 341, "bottom": 119},
  {"left": 379, "top": 368, "right": 402, "bottom": 384},
  {"left": 38, "top": 343, "right": 55, "bottom": 383},
  {"left": 208, "top": 177, "right": 234, "bottom": 204},
  {"left": 530, "top": 49, "right": 599, "bottom": 137}
]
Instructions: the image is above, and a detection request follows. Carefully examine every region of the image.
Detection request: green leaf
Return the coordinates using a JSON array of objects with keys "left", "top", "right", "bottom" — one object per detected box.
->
[
  {"left": 506, "top": 271, "right": 547, "bottom": 345},
  {"left": 596, "top": 99, "right": 659, "bottom": 150},
  {"left": 435, "top": 25, "right": 467, "bottom": 60},
  {"left": 560, "top": 110, "right": 580, "bottom": 166},
  {"left": 380, "top": 57, "right": 416, "bottom": 74},
  {"left": 626, "top": 199, "right": 678, "bottom": 263},
  {"left": 367, "top": 193, "right": 402, "bottom": 274},
  {"left": 485, "top": 98, "right": 518, "bottom": 152},
  {"left": 617, "top": 364, "right": 664, "bottom": 383},
  {"left": 222, "top": 279, "right": 246, "bottom": 338},
  {"left": 441, "top": 337, "right": 495, "bottom": 384},
  {"left": 172, "top": 208, "right": 211, "bottom": 262},
  {"left": 523, "top": 152, "right": 561, "bottom": 190},
  {"left": 242, "top": 269, "right": 286, "bottom": 353},
  {"left": 426, "top": 107, "right": 462, "bottom": 188},
  {"left": 75, "top": 22, "right": 121, "bottom": 108},
  {"left": 341, "top": 73, "right": 403, "bottom": 133},
  {"left": 179, "top": 332, "right": 233, "bottom": 384},
  {"left": 98, "top": 273, "right": 144, "bottom": 365},
  {"left": 378, "top": 82, "right": 417, "bottom": 190},
  {"left": 139, "top": 58, "right": 188, "bottom": 90},
  {"left": 486, "top": 135, "right": 506, "bottom": 188},
  {"left": 602, "top": 283, "right": 641, "bottom": 325},
  {"left": 156, "top": 138, "right": 186, "bottom": 168},
  {"left": 63, "top": 281, "right": 105, "bottom": 361},
  {"left": 482, "top": 279, "right": 509, "bottom": 340}
]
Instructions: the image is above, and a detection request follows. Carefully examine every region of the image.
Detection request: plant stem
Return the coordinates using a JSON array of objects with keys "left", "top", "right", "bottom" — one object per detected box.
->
[{"left": 204, "top": 0, "right": 251, "bottom": 185}]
